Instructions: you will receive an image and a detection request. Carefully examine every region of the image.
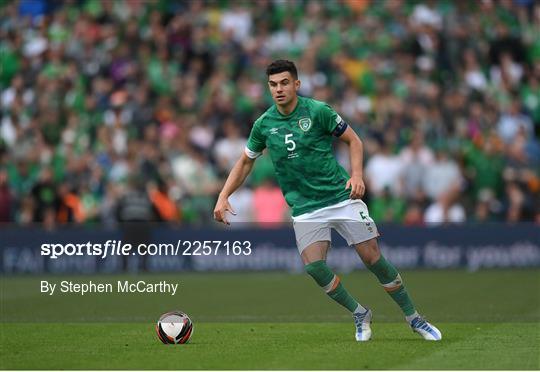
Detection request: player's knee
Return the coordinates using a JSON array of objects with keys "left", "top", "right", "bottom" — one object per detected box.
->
[
  {"left": 356, "top": 238, "right": 380, "bottom": 265},
  {"left": 363, "top": 253, "right": 379, "bottom": 266}
]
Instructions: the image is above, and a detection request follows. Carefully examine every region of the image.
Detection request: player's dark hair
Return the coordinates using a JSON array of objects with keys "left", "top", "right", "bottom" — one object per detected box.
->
[{"left": 266, "top": 60, "right": 298, "bottom": 79}]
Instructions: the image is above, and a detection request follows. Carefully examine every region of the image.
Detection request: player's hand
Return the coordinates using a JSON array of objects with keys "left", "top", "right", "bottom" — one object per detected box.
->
[
  {"left": 213, "top": 196, "right": 237, "bottom": 225},
  {"left": 345, "top": 175, "right": 365, "bottom": 199}
]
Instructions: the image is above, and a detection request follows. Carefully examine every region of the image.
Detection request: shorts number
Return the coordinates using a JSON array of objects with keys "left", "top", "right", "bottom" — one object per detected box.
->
[{"left": 285, "top": 133, "right": 296, "bottom": 151}]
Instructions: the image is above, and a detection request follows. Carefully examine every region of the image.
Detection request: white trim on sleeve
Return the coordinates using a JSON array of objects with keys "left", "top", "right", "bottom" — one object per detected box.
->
[{"left": 244, "top": 146, "right": 262, "bottom": 159}]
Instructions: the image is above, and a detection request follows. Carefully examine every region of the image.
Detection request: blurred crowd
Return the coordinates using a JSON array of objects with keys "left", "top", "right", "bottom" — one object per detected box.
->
[{"left": 1, "top": 0, "right": 539, "bottom": 228}]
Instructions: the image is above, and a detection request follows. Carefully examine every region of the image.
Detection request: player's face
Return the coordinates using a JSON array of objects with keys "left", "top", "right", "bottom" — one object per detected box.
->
[{"left": 267, "top": 71, "right": 300, "bottom": 107}]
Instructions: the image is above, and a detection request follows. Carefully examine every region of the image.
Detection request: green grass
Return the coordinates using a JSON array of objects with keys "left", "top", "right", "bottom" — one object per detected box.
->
[
  {"left": 1, "top": 270, "right": 539, "bottom": 369},
  {"left": 2, "top": 322, "right": 539, "bottom": 370}
]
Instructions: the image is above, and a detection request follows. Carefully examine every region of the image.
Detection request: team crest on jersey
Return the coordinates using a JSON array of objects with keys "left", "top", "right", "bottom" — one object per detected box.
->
[{"left": 298, "top": 117, "right": 312, "bottom": 132}]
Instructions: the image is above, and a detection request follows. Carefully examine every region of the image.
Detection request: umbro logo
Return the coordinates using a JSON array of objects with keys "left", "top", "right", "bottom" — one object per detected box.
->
[{"left": 270, "top": 128, "right": 279, "bottom": 135}]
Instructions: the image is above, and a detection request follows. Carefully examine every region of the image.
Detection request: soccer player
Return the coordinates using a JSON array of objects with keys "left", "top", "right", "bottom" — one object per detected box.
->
[{"left": 213, "top": 60, "right": 442, "bottom": 341}]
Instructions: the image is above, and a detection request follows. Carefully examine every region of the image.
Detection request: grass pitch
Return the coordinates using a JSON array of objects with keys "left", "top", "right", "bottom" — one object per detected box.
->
[{"left": 1, "top": 270, "right": 539, "bottom": 369}]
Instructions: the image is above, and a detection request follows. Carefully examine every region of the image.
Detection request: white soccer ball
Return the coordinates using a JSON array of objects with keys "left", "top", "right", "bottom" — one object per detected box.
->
[{"left": 156, "top": 311, "right": 194, "bottom": 344}]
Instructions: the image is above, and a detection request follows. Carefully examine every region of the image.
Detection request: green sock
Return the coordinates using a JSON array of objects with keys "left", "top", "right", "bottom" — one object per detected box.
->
[
  {"left": 305, "top": 260, "right": 359, "bottom": 313},
  {"left": 367, "top": 255, "right": 416, "bottom": 316}
]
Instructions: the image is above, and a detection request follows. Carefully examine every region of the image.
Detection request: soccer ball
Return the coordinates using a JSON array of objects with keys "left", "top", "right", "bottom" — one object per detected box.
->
[{"left": 156, "top": 311, "right": 194, "bottom": 344}]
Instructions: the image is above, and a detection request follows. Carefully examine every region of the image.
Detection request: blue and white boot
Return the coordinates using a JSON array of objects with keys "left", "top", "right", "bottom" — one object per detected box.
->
[
  {"left": 410, "top": 315, "right": 442, "bottom": 341},
  {"left": 353, "top": 308, "right": 372, "bottom": 341}
]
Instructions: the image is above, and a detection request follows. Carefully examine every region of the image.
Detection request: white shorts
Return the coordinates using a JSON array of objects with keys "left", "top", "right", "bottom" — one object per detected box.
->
[{"left": 292, "top": 199, "right": 379, "bottom": 254}]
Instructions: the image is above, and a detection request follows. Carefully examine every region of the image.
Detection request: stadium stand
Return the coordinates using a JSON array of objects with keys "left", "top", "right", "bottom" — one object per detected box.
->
[{"left": 1, "top": 0, "right": 539, "bottom": 227}]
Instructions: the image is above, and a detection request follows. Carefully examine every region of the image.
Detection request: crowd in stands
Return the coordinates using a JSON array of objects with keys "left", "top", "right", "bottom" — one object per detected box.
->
[{"left": 1, "top": 0, "right": 539, "bottom": 228}]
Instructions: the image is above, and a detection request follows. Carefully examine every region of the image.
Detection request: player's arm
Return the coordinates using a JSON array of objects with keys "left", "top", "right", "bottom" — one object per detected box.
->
[
  {"left": 214, "top": 118, "right": 265, "bottom": 224},
  {"left": 337, "top": 126, "right": 365, "bottom": 199},
  {"left": 213, "top": 152, "right": 256, "bottom": 225}
]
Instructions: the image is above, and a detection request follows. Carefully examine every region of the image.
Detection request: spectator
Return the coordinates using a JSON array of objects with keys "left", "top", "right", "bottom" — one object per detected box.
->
[
  {"left": 370, "top": 187, "right": 407, "bottom": 223},
  {"left": 399, "top": 131, "right": 434, "bottom": 198},
  {"left": 424, "top": 190, "right": 466, "bottom": 225},
  {"left": 227, "top": 187, "right": 254, "bottom": 226},
  {"left": 30, "top": 167, "right": 57, "bottom": 222},
  {"left": 0, "top": 0, "right": 538, "bottom": 226},
  {"left": 0, "top": 169, "right": 13, "bottom": 222},
  {"left": 252, "top": 179, "right": 288, "bottom": 227},
  {"left": 365, "top": 139, "right": 403, "bottom": 196},
  {"left": 148, "top": 181, "right": 181, "bottom": 222},
  {"left": 116, "top": 177, "right": 157, "bottom": 223},
  {"left": 403, "top": 203, "right": 425, "bottom": 226},
  {"left": 213, "top": 118, "right": 246, "bottom": 174},
  {"left": 497, "top": 97, "right": 534, "bottom": 144},
  {"left": 422, "top": 149, "right": 462, "bottom": 201}
]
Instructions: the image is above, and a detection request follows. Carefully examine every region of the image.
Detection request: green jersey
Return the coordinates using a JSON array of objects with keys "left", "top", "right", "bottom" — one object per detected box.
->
[{"left": 246, "top": 96, "right": 351, "bottom": 216}]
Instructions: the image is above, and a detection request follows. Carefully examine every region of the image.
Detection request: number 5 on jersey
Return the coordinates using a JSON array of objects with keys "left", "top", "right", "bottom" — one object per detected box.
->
[{"left": 285, "top": 133, "right": 296, "bottom": 151}]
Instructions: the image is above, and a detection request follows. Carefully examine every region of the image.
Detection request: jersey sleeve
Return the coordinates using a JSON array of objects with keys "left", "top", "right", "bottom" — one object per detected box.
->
[
  {"left": 318, "top": 103, "right": 348, "bottom": 137},
  {"left": 245, "top": 119, "right": 266, "bottom": 159}
]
